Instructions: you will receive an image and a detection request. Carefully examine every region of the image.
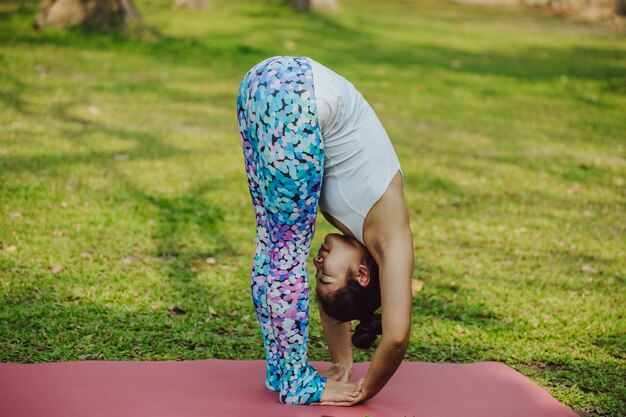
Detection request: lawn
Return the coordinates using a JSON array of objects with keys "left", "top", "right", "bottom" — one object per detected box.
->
[{"left": 0, "top": 0, "right": 624, "bottom": 415}]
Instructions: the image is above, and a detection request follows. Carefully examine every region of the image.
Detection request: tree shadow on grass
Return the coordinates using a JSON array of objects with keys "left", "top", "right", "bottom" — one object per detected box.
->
[
  {"left": 0, "top": 2, "right": 272, "bottom": 71},
  {"left": 1, "top": 84, "right": 240, "bottom": 345},
  {"left": 413, "top": 293, "right": 502, "bottom": 326},
  {"left": 90, "top": 154, "right": 240, "bottom": 328},
  {"left": 0, "top": 280, "right": 256, "bottom": 363},
  {"left": 2, "top": 2, "right": 623, "bottom": 412},
  {"left": 402, "top": 278, "right": 625, "bottom": 415},
  {"left": 1, "top": 153, "right": 245, "bottom": 363},
  {"left": 0, "top": 74, "right": 34, "bottom": 116},
  {"left": 399, "top": 140, "right": 623, "bottom": 200},
  {"left": 403, "top": 171, "right": 468, "bottom": 196},
  {"left": 518, "top": 358, "right": 626, "bottom": 416},
  {"left": 405, "top": 265, "right": 514, "bottom": 352},
  {"left": 2, "top": 1, "right": 623, "bottom": 86}
]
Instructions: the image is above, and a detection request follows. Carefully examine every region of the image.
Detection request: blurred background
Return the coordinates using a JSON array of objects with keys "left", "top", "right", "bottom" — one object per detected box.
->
[{"left": 0, "top": 1, "right": 624, "bottom": 416}]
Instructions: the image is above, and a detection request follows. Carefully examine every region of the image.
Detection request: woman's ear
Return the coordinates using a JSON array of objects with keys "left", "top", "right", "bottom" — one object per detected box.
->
[{"left": 354, "top": 264, "right": 371, "bottom": 287}]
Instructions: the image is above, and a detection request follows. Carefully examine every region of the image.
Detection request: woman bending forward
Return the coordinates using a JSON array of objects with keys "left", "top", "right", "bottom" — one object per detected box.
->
[{"left": 236, "top": 56, "right": 413, "bottom": 406}]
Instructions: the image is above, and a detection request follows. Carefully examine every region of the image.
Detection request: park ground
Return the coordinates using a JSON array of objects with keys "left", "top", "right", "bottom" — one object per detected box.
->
[{"left": 0, "top": 0, "right": 624, "bottom": 415}]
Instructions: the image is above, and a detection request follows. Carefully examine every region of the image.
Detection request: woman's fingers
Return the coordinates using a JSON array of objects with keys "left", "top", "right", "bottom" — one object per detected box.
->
[
  {"left": 318, "top": 401, "right": 355, "bottom": 406},
  {"left": 337, "top": 390, "right": 359, "bottom": 402},
  {"left": 320, "top": 392, "right": 363, "bottom": 406},
  {"left": 329, "top": 392, "right": 362, "bottom": 406},
  {"left": 317, "top": 391, "right": 365, "bottom": 407}
]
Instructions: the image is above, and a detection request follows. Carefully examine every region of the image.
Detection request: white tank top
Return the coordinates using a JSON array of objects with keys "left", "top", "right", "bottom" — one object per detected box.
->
[{"left": 308, "top": 57, "right": 403, "bottom": 245}]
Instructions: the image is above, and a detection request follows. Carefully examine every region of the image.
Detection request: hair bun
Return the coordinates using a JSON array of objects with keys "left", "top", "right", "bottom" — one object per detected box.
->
[{"left": 352, "top": 313, "right": 382, "bottom": 349}]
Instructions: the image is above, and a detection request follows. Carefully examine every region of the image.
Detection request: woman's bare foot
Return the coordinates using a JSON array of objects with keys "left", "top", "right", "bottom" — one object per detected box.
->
[{"left": 320, "top": 378, "right": 361, "bottom": 403}]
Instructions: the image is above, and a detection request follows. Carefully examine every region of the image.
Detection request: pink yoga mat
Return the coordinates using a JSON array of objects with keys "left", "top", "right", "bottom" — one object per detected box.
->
[{"left": 0, "top": 359, "right": 577, "bottom": 417}]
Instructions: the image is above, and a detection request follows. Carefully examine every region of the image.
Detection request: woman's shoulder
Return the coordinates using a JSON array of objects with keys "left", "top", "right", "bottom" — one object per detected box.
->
[{"left": 362, "top": 171, "right": 411, "bottom": 252}]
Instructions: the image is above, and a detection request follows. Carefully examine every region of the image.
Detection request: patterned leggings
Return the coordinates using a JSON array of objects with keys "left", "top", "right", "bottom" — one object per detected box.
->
[{"left": 236, "top": 56, "right": 327, "bottom": 405}]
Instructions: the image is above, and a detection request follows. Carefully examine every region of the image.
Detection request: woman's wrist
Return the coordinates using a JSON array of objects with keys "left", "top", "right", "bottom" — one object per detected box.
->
[
  {"left": 355, "top": 377, "right": 372, "bottom": 403},
  {"left": 359, "top": 381, "right": 377, "bottom": 402}
]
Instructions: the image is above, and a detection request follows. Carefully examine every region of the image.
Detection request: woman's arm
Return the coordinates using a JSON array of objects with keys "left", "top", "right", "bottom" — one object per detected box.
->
[
  {"left": 319, "top": 305, "right": 354, "bottom": 374},
  {"left": 321, "top": 230, "right": 413, "bottom": 405},
  {"left": 357, "top": 229, "right": 413, "bottom": 399}
]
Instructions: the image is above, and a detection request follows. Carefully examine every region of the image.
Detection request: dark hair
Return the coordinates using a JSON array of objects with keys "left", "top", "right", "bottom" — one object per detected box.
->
[{"left": 316, "top": 252, "right": 382, "bottom": 349}]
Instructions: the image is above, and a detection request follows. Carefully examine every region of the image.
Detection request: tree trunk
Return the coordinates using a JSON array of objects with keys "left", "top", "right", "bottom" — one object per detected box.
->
[
  {"left": 288, "top": 0, "right": 309, "bottom": 11},
  {"left": 287, "top": 0, "right": 340, "bottom": 12},
  {"left": 118, "top": 0, "right": 140, "bottom": 21},
  {"left": 617, "top": 0, "right": 626, "bottom": 15},
  {"left": 173, "top": 0, "right": 208, "bottom": 9},
  {"left": 34, "top": 0, "right": 141, "bottom": 30}
]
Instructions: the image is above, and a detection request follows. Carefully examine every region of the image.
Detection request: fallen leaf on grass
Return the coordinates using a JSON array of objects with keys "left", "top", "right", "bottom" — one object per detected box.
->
[
  {"left": 78, "top": 353, "right": 102, "bottom": 360},
  {"left": 204, "top": 306, "right": 220, "bottom": 323},
  {"left": 35, "top": 64, "right": 50, "bottom": 76},
  {"left": 581, "top": 264, "right": 598, "bottom": 274},
  {"left": 168, "top": 306, "right": 187, "bottom": 315},
  {"left": 450, "top": 59, "right": 462, "bottom": 69},
  {"left": 4, "top": 245, "right": 17, "bottom": 253},
  {"left": 283, "top": 40, "right": 296, "bottom": 51},
  {"left": 206, "top": 257, "right": 217, "bottom": 265},
  {"left": 121, "top": 254, "right": 143, "bottom": 265},
  {"left": 595, "top": 406, "right": 609, "bottom": 416},
  {"left": 567, "top": 183, "right": 580, "bottom": 195},
  {"left": 411, "top": 279, "right": 425, "bottom": 296},
  {"left": 49, "top": 265, "right": 64, "bottom": 274},
  {"left": 7, "top": 212, "right": 23, "bottom": 219}
]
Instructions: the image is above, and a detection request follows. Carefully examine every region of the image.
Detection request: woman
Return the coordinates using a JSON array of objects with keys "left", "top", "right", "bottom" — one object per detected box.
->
[{"left": 236, "top": 56, "right": 413, "bottom": 406}]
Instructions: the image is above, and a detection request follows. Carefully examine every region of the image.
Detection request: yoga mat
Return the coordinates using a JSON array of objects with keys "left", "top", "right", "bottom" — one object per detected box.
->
[{"left": 0, "top": 359, "right": 577, "bottom": 417}]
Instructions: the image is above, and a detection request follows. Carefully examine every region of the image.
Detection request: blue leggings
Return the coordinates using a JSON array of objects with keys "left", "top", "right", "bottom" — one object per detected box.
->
[{"left": 236, "top": 56, "right": 327, "bottom": 405}]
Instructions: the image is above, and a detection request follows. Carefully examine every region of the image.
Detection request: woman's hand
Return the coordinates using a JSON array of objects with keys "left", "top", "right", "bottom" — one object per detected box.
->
[
  {"left": 318, "top": 362, "right": 352, "bottom": 382},
  {"left": 318, "top": 377, "right": 369, "bottom": 406}
]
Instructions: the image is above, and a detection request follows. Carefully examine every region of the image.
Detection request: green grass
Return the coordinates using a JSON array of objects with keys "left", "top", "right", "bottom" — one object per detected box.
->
[{"left": 0, "top": 0, "right": 624, "bottom": 415}]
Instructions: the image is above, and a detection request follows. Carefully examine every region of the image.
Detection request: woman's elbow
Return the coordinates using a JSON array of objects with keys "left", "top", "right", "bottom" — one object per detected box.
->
[{"left": 383, "top": 331, "right": 410, "bottom": 351}]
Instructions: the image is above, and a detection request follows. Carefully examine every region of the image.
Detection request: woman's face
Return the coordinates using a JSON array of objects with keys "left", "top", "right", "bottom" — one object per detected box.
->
[{"left": 313, "top": 233, "right": 366, "bottom": 299}]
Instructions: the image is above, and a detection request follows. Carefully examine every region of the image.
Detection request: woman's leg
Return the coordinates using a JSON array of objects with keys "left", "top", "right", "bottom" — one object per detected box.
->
[
  {"left": 244, "top": 155, "right": 281, "bottom": 390},
  {"left": 237, "top": 56, "right": 327, "bottom": 405},
  {"left": 238, "top": 91, "right": 281, "bottom": 391}
]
